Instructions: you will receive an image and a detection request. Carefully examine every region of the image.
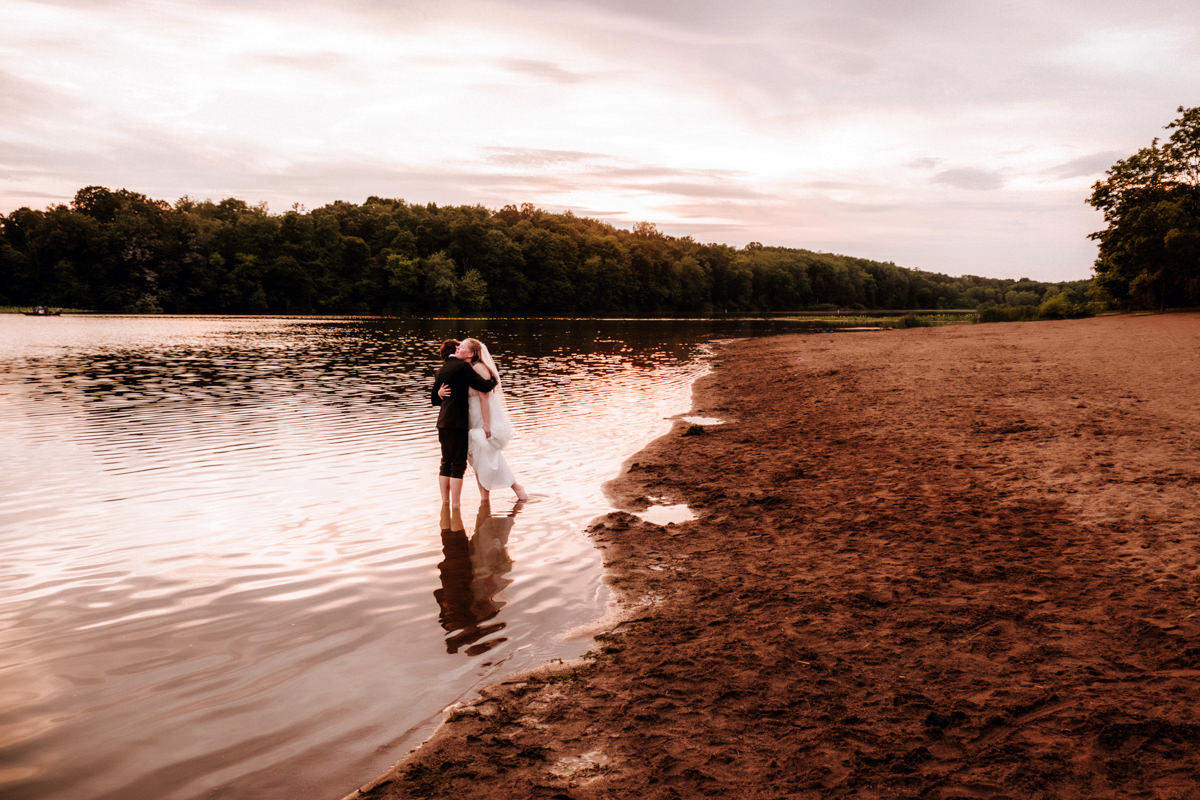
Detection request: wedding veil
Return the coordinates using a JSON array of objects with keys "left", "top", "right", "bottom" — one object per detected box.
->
[
  {"left": 475, "top": 341, "right": 512, "bottom": 450},
  {"left": 478, "top": 342, "right": 508, "bottom": 414}
]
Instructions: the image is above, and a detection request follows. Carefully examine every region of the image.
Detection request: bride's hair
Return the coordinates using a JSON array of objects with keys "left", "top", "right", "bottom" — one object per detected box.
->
[
  {"left": 462, "top": 338, "right": 497, "bottom": 380},
  {"left": 463, "top": 335, "right": 487, "bottom": 367}
]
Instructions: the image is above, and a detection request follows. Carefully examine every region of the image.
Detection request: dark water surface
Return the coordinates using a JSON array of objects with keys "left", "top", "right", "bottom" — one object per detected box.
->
[{"left": 0, "top": 315, "right": 809, "bottom": 800}]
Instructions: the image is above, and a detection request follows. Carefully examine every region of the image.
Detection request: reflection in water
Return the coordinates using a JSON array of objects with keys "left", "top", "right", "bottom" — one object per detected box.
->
[
  {"left": 0, "top": 315, "right": 816, "bottom": 800},
  {"left": 435, "top": 502, "right": 518, "bottom": 656}
]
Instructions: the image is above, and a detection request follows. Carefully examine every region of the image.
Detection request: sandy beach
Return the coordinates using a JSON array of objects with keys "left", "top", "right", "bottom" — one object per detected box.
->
[{"left": 352, "top": 313, "right": 1200, "bottom": 800}]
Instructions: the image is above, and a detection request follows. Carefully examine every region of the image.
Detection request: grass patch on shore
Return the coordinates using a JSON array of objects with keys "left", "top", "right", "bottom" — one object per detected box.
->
[
  {"left": 779, "top": 298, "right": 1106, "bottom": 328},
  {"left": 975, "top": 296, "right": 1100, "bottom": 323},
  {"left": 773, "top": 312, "right": 972, "bottom": 329},
  {"left": 0, "top": 306, "right": 90, "bottom": 314}
]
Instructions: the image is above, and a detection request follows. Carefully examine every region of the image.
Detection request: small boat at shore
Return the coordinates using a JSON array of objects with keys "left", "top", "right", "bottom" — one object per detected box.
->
[{"left": 21, "top": 306, "right": 62, "bottom": 316}]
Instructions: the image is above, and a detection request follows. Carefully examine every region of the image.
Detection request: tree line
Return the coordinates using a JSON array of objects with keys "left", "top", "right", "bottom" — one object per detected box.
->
[
  {"left": 1089, "top": 105, "right": 1200, "bottom": 310},
  {"left": 1, "top": 186, "right": 1082, "bottom": 316}
]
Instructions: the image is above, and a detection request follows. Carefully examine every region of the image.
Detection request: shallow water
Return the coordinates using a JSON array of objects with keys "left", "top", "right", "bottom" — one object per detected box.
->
[
  {"left": 680, "top": 415, "right": 725, "bottom": 426},
  {"left": 635, "top": 504, "right": 697, "bottom": 526},
  {"left": 0, "top": 315, "right": 822, "bottom": 800}
]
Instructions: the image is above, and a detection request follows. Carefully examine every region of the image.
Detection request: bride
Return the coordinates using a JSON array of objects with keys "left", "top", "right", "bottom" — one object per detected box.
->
[{"left": 460, "top": 338, "right": 528, "bottom": 501}]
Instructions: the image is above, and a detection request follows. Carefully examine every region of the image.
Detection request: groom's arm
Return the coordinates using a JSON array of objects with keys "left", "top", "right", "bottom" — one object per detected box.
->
[
  {"left": 431, "top": 375, "right": 444, "bottom": 406},
  {"left": 464, "top": 366, "right": 497, "bottom": 393}
]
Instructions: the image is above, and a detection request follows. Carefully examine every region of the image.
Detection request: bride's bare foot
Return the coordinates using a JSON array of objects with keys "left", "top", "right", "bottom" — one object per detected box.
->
[{"left": 512, "top": 482, "right": 528, "bottom": 501}]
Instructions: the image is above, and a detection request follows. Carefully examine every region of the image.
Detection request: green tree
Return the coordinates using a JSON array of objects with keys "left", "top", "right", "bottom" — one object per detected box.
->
[
  {"left": 458, "top": 268, "right": 489, "bottom": 312},
  {"left": 1089, "top": 106, "right": 1200, "bottom": 309},
  {"left": 422, "top": 251, "right": 458, "bottom": 312},
  {"left": 382, "top": 253, "right": 420, "bottom": 312},
  {"left": 1004, "top": 289, "right": 1040, "bottom": 306}
]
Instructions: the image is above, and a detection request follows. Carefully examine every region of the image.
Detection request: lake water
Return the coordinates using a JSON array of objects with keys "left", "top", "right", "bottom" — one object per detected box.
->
[{"left": 0, "top": 315, "right": 810, "bottom": 800}]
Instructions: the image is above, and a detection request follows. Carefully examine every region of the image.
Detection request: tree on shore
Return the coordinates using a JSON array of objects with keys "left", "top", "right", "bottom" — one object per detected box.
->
[
  {"left": 1089, "top": 106, "right": 1200, "bottom": 309},
  {"left": 1, "top": 185, "right": 1077, "bottom": 315}
]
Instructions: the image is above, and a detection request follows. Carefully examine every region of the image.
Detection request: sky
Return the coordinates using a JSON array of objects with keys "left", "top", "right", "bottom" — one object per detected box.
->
[{"left": 2, "top": 0, "right": 1199, "bottom": 281}]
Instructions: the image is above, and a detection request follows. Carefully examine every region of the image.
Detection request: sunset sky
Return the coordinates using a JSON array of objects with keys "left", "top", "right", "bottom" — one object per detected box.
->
[{"left": 3, "top": 0, "right": 1198, "bottom": 281}]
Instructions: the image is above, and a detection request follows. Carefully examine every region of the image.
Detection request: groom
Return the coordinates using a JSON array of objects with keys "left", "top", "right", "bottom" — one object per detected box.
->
[{"left": 431, "top": 339, "right": 497, "bottom": 506}]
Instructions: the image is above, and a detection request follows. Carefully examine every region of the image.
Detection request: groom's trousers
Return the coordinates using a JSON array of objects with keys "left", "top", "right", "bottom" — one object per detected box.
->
[{"left": 438, "top": 428, "right": 469, "bottom": 479}]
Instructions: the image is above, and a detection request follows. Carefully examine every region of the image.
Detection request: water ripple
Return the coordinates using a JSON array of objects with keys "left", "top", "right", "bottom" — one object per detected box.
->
[{"left": 0, "top": 314, "right": 804, "bottom": 800}]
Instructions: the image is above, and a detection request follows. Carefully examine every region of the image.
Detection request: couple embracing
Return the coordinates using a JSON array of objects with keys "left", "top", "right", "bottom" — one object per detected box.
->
[{"left": 431, "top": 338, "right": 528, "bottom": 507}]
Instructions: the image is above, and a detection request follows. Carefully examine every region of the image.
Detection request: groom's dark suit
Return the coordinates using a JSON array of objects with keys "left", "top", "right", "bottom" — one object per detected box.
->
[{"left": 432, "top": 357, "right": 497, "bottom": 479}]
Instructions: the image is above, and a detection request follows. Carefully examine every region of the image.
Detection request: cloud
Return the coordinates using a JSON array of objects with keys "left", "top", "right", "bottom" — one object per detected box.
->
[
  {"left": 552, "top": 205, "right": 628, "bottom": 217},
  {"left": 494, "top": 58, "right": 595, "bottom": 83},
  {"left": 5, "top": 0, "right": 1196, "bottom": 280},
  {"left": 246, "top": 52, "right": 352, "bottom": 71},
  {"left": 931, "top": 168, "right": 1005, "bottom": 191},
  {"left": 632, "top": 181, "right": 771, "bottom": 201},
  {"left": 482, "top": 147, "right": 605, "bottom": 166},
  {"left": 906, "top": 157, "right": 942, "bottom": 171},
  {"left": 590, "top": 164, "right": 739, "bottom": 181},
  {"left": 0, "top": 69, "right": 82, "bottom": 127},
  {"left": 1044, "top": 150, "right": 1123, "bottom": 180}
]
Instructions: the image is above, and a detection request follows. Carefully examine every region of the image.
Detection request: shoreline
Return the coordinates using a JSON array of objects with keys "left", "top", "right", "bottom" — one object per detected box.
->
[
  {"left": 352, "top": 313, "right": 1200, "bottom": 799},
  {"left": 337, "top": 355, "right": 718, "bottom": 800}
]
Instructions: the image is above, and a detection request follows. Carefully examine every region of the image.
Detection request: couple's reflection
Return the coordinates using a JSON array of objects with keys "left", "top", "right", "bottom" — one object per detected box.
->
[{"left": 435, "top": 500, "right": 520, "bottom": 656}]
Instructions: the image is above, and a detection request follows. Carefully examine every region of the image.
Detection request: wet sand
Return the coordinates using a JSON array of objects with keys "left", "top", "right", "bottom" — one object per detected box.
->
[{"left": 351, "top": 313, "right": 1200, "bottom": 799}]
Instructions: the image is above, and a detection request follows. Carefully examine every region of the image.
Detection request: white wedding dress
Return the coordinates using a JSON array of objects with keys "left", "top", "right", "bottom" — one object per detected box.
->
[{"left": 467, "top": 346, "right": 516, "bottom": 491}]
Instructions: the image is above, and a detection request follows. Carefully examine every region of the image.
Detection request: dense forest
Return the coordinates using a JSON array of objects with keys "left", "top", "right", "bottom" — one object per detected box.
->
[
  {"left": 1089, "top": 105, "right": 1200, "bottom": 310},
  {"left": 1, "top": 185, "right": 1082, "bottom": 315}
]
